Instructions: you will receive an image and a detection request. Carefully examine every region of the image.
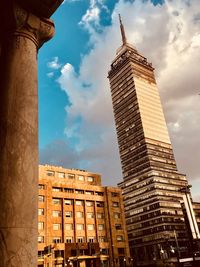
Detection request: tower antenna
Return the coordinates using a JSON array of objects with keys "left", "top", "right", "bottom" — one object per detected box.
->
[{"left": 119, "top": 14, "right": 127, "bottom": 45}]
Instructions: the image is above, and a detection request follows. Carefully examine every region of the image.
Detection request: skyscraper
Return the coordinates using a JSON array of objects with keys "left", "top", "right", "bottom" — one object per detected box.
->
[{"left": 108, "top": 16, "right": 192, "bottom": 266}]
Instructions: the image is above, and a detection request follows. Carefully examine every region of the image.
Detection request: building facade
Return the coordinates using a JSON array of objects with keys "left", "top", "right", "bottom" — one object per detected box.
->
[
  {"left": 38, "top": 165, "right": 130, "bottom": 267},
  {"left": 182, "top": 199, "right": 200, "bottom": 256},
  {"left": 108, "top": 16, "right": 193, "bottom": 266},
  {"left": 193, "top": 202, "right": 200, "bottom": 233}
]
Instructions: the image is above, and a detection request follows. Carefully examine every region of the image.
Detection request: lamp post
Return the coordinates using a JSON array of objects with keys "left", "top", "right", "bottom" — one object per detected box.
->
[
  {"left": 130, "top": 258, "right": 134, "bottom": 267},
  {"left": 160, "top": 248, "right": 164, "bottom": 260},
  {"left": 65, "top": 259, "right": 72, "bottom": 267},
  {"left": 76, "top": 257, "right": 79, "bottom": 267},
  {"left": 123, "top": 257, "right": 126, "bottom": 267},
  {"left": 160, "top": 245, "right": 168, "bottom": 265}
]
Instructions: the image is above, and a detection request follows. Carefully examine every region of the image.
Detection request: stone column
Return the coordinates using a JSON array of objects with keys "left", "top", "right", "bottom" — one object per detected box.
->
[{"left": 0, "top": 2, "right": 54, "bottom": 266}]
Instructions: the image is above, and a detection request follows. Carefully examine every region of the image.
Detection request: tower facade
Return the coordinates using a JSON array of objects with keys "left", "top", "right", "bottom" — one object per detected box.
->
[{"left": 108, "top": 16, "right": 191, "bottom": 266}]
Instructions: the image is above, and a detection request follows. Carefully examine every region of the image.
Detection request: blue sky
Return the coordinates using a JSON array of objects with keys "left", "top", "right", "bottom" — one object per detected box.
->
[{"left": 38, "top": 0, "right": 200, "bottom": 199}]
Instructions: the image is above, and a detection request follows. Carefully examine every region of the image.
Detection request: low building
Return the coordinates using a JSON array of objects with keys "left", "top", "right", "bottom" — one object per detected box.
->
[{"left": 38, "top": 165, "right": 130, "bottom": 267}]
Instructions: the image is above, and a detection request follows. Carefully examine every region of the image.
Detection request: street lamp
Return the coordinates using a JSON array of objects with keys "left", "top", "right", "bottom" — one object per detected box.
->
[
  {"left": 170, "top": 246, "right": 175, "bottom": 254},
  {"left": 123, "top": 257, "right": 126, "bottom": 267},
  {"left": 160, "top": 249, "right": 164, "bottom": 254},
  {"left": 65, "top": 259, "right": 73, "bottom": 267},
  {"left": 160, "top": 248, "right": 165, "bottom": 260},
  {"left": 75, "top": 257, "right": 79, "bottom": 267},
  {"left": 160, "top": 245, "right": 168, "bottom": 260}
]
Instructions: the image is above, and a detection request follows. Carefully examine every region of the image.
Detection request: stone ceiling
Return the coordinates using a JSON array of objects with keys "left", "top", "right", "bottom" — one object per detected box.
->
[{"left": 17, "top": 0, "right": 64, "bottom": 18}]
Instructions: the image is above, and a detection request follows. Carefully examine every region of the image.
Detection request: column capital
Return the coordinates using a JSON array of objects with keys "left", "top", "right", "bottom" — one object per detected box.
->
[
  {"left": 0, "top": 2, "right": 55, "bottom": 49},
  {"left": 13, "top": 3, "right": 55, "bottom": 48}
]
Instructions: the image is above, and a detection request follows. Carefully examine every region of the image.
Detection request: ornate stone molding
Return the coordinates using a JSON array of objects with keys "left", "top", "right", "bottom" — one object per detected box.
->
[{"left": 3, "top": 2, "right": 55, "bottom": 49}]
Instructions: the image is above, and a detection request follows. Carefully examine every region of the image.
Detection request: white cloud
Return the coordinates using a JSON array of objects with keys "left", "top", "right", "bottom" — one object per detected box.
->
[
  {"left": 55, "top": 0, "right": 200, "bottom": 197},
  {"left": 81, "top": 6, "right": 100, "bottom": 25},
  {"left": 79, "top": 0, "right": 108, "bottom": 35},
  {"left": 47, "top": 56, "right": 62, "bottom": 70},
  {"left": 47, "top": 72, "right": 54, "bottom": 78}
]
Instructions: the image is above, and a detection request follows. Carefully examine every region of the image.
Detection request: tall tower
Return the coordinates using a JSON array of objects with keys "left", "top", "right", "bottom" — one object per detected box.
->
[{"left": 108, "top": 16, "right": 190, "bottom": 266}]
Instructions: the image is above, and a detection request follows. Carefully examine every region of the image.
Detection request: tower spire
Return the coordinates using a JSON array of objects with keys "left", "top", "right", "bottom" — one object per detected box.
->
[{"left": 119, "top": 14, "right": 127, "bottom": 45}]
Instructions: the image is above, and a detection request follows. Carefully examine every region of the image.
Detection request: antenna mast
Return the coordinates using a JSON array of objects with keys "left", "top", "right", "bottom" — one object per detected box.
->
[{"left": 119, "top": 14, "right": 127, "bottom": 45}]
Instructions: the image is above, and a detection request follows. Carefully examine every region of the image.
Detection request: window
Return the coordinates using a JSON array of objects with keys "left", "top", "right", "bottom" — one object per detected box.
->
[
  {"left": 77, "top": 224, "right": 84, "bottom": 230},
  {"left": 101, "top": 249, "right": 109, "bottom": 255},
  {"left": 65, "top": 199, "right": 72, "bottom": 205},
  {"left": 66, "top": 237, "right": 73, "bottom": 243},
  {"left": 77, "top": 175, "right": 84, "bottom": 181},
  {"left": 87, "top": 212, "right": 94, "bottom": 219},
  {"left": 76, "top": 211, "right": 84, "bottom": 218},
  {"left": 116, "top": 235, "right": 124, "bottom": 242},
  {"left": 87, "top": 176, "right": 94, "bottom": 182},
  {"left": 52, "top": 210, "right": 61, "bottom": 217},
  {"left": 46, "top": 170, "right": 55, "bottom": 176},
  {"left": 38, "top": 222, "right": 44, "bottom": 230},
  {"left": 87, "top": 224, "right": 94, "bottom": 230},
  {"left": 52, "top": 187, "right": 62, "bottom": 192},
  {"left": 86, "top": 201, "right": 93, "bottom": 207},
  {"left": 38, "top": 251, "right": 44, "bottom": 259},
  {"left": 88, "top": 237, "right": 95, "bottom": 243},
  {"left": 71, "top": 249, "right": 77, "bottom": 256},
  {"left": 98, "top": 224, "right": 104, "bottom": 231},
  {"left": 76, "top": 200, "right": 83, "bottom": 206},
  {"left": 113, "top": 202, "right": 119, "bottom": 207},
  {"left": 114, "top": 212, "right": 120, "bottom": 219},
  {"left": 38, "top": 184, "right": 45, "bottom": 190},
  {"left": 38, "top": 236, "right": 44, "bottom": 243},
  {"left": 97, "top": 213, "right": 104, "bottom": 219},
  {"left": 68, "top": 173, "right": 75, "bottom": 179},
  {"left": 65, "top": 211, "right": 72, "bottom": 218},
  {"left": 54, "top": 250, "right": 62, "bottom": 258},
  {"left": 75, "top": 189, "right": 84, "bottom": 194},
  {"left": 58, "top": 172, "right": 65, "bottom": 178},
  {"left": 96, "top": 202, "right": 104, "bottom": 207},
  {"left": 85, "top": 191, "right": 94, "bottom": 195},
  {"left": 115, "top": 224, "right": 122, "bottom": 230},
  {"left": 52, "top": 198, "right": 61, "bottom": 205},
  {"left": 77, "top": 237, "right": 84, "bottom": 243},
  {"left": 111, "top": 192, "right": 119, "bottom": 197},
  {"left": 38, "top": 208, "right": 44, "bottom": 216},
  {"left": 38, "top": 195, "right": 45, "bottom": 202},
  {"left": 95, "top": 191, "right": 104, "bottom": 196},
  {"left": 99, "top": 236, "right": 106, "bottom": 242},
  {"left": 64, "top": 188, "right": 74, "bottom": 193},
  {"left": 118, "top": 248, "right": 125, "bottom": 254},
  {"left": 52, "top": 237, "right": 62, "bottom": 243},
  {"left": 53, "top": 223, "right": 61, "bottom": 230},
  {"left": 65, "top": 224, "right": 73, "bottom": 230}
]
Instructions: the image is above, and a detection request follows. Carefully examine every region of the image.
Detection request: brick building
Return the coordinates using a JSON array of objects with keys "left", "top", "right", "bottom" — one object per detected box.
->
[{"left": 38, "top": 165, "right": 130, "bottom": 267}]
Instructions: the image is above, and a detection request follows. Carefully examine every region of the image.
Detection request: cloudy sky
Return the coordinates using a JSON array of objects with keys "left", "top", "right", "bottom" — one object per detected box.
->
[{"left": 38, "top": 0, "right": 200, "bottom": 199}]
